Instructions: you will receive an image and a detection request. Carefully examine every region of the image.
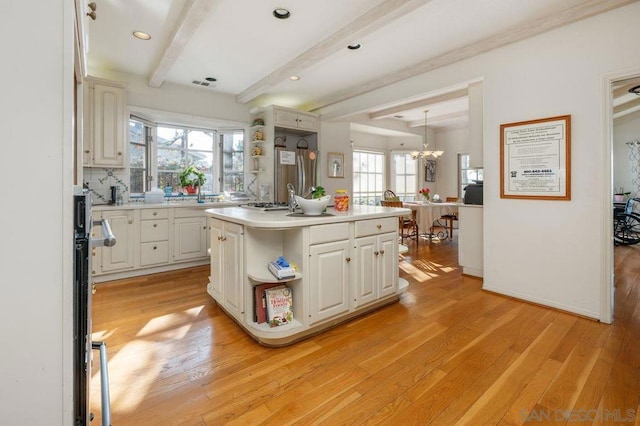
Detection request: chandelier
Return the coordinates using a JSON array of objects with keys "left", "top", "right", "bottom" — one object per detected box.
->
[{"left": 411, "top": 110, "right": 443, "bottom": 163}]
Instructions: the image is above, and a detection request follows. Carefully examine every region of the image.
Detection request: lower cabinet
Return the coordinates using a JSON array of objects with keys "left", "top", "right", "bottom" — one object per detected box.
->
[
  {"left": 94, "top": 206, "right": 212, "bottom": 280},
  {"left": 173, "top": 216, "right": 208, "bottom": 261},
  {"left": 353, "top": 232, "right": 397, "bottom": 307},
  {"left": 308, "top": 239, "right": 351, "bottom": 325},
  {"left": 209, "top": 218, "right": 244, "bottom": 321},
  {"left": 96, "top": 210, "right": 135, "bottom": 273}
]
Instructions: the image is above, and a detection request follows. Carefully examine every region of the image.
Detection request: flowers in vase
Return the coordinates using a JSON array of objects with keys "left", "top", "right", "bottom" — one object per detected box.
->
[{"left": 419, "top": 187, "right": 431, "bottom": 200}]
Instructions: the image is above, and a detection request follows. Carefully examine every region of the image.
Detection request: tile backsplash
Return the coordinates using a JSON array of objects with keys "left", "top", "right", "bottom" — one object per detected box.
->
[{"left": 83, "top": 168, "right": 130, "bottom": 205}]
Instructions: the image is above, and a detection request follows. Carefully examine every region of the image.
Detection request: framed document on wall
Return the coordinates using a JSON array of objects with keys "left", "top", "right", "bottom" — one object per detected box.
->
[{"left": 500, "top": 115, "right": 571, "bottom": 200}]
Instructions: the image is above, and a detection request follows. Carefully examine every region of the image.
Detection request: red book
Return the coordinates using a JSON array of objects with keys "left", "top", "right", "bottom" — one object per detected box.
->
[{"left": 254, "top": 283, "right": 284, "bottom": 324}]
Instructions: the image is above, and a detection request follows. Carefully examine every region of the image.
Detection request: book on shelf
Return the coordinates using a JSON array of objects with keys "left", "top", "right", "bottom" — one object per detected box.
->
[
  {"left": 264, "top": 285, "right": 293, "bottom": 327},
  {"left": 254, "top": 283, "right": 284, "bottom": 324}
]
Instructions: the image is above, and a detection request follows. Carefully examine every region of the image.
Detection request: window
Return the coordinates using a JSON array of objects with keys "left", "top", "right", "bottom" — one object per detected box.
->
[
  {"left": 128, "top": 118, "right": 151, "bottom": 193},
  {"left": 353, "top": 150, "right": 384, "bottom": 205},
  {"left": 392, "top": 151, "right": 417, "bottom": 201},
  {"left": 220, "top": 130, "right": 245, "bottom": 192},
  {"left": 156, "top": 125, "right": 217, "bottom": 193},
  {"left": 459, "top": 153, "right": 483, "bottom": 198},
  {"left": 129, "top": 116, "right": 245, "bottom": 195}
]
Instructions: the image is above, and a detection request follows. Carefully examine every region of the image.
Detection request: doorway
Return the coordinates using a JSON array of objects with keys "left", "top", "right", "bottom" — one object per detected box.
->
[{"left": 603, "top": 70, "right": 640, "bottom": 323}]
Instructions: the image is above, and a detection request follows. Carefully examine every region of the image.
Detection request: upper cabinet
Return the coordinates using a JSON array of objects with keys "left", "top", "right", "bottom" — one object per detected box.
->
[
  {"left": 84, "top": 78, "right": 127, "bottom": 168},
  {"left": 273, "top": 107, "right": 318, "bottom": 132}
]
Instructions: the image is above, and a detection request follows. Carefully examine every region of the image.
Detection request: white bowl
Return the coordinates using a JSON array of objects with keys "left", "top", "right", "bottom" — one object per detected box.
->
[{"left": 295, "top": 195, "right": 330, "bottom": 216}]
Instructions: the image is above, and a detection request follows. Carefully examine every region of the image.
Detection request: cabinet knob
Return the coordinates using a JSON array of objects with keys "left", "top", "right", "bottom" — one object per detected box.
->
[
  {"left": 117, "top": 152, "right": 122, "bottom": 156},
  {"left": 376, "top": 224, "right": 382, "bottom": 229},
  {"left": 203, "top": 226, "right": 206, "bottom": 230},
  {"left": 374, "top": 251, "right": 379, "bottom": 256},
  {"left": 128, "top": 220, "right": 133, "bottom": 224},
  {"left": 346, "top": 257, "right": 351, "bottom": 262},
  {"left": 153, "top": 246, "right": 157, "bottom": 250},
  {"left": 221, "top": 237, "right": 227, "bottom": 242},
  {"left": 153, "top": 224, "right": 157, "bottom": 228},
  {"left": 153, "top": 211, "right": 158, "bottom": 216},
  {"left": 380, "top": 249, "right": 385, "bottom": 255},
  {"left": 84, "top": 150, "right": 90, "bottom": 154}
]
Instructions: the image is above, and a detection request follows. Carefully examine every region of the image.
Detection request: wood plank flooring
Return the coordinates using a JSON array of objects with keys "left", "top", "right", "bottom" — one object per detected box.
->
[{"left": 90, "top": 239, "right": 640, "bottom": 425}]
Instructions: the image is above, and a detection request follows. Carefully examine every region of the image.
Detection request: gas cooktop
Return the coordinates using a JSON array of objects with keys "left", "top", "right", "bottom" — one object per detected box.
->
[{"left": 242, "top": 202, "right": 290, "bottom": 211}]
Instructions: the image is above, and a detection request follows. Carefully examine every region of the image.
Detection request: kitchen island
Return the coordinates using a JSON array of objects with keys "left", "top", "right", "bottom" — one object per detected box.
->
[{"left": 205, "top": 205, "right": 410, "bottom": 346}]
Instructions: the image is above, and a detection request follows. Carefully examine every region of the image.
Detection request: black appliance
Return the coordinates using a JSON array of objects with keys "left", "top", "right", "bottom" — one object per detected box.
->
[
  {"left": 73, "top": 190, "right": 115, "bottom": 425},
  {"left": 463, "top": 182, "right": 483, "bottom": 205}
]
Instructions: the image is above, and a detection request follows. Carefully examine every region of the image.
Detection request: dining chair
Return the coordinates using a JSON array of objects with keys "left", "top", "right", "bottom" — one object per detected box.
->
[
  {"left": 381, "top": 200, "right": 418, "bottom": 244},
  {"left": 439, "top": 196, "right": 459, "bottom": 238}
]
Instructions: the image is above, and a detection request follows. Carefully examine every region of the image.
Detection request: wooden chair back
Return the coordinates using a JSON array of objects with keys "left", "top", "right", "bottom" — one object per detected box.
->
[{"left": 381, "top": 200, "right": 402, "bottom": 208}]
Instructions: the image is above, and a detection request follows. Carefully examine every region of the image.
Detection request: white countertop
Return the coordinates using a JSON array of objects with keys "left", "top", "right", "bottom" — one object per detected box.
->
[
  {"left": 93, "top": 200, "right": 240, "bottom": 211},
  {"left": 206, "top": 205, "right": 411, "bottom": 228}
]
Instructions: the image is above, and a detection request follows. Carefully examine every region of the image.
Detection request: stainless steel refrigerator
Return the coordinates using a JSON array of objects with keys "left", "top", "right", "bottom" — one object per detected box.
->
[{"left": 274, "top": 135, "right": 318, "bottom": 204}]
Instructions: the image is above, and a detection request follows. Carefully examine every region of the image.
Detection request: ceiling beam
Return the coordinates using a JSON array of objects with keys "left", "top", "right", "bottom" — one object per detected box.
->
[
  {"left": 614, "top": 97, "right": 640, "bottom": 115},
  {"left": 147, "top": 0, "right": 215, "bottom": 88},
  {"left": 235, "top": 0, "right": 432, "bottom": 104},
  {"left": 308, "top": 0, "right": 637, "bottom": 111},
  {"left": 369, "top": 88, "right": 468, "bottom": 120},
  {"left": 407, "top": 110, "right": 468, "bottom": 127}
]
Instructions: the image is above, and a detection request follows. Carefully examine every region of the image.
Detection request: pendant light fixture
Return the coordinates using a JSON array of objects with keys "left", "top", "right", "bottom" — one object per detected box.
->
[{"left": 411, "top": 110, "right": 443, "bottom": 163}]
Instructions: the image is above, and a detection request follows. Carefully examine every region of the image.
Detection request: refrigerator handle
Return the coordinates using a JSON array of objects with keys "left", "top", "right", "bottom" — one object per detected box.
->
[{"left": 298, "top": 154, "right": 305, "bottom": 195}]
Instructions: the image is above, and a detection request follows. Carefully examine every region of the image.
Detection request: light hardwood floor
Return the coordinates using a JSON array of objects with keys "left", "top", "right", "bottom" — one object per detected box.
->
[{"left": 90, "top": 240, "right": 640, "bottom": 425}]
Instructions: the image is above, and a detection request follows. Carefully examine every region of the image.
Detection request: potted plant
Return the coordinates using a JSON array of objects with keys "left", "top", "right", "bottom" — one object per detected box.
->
[{"left": 179, "top": 166, "right": 205, "bottom": 194}]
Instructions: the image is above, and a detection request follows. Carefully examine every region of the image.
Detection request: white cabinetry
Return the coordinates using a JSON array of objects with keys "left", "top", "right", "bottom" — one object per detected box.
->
[
  {"left": 96, "top": 210, "right": 134, "bottom": 273},
  {"left": 139, "top": 208, "right": 169, "bottom": 267},
  {"left": 173, "top": 216, "right": 208, "bottom": 261},
  {"left": 353, "top": 218, "right": 398, "bottom": 308},
  {"left": 274, "top": 108, "right": 318, "bottom": 132},
  {"left": 309, "top": 233, "right": 351, "bottom": 325},
  {"left": 84, "top": 79, "right": 126, "bottom": 168},
  {"left": 209, "top": 218, "right": 244, "bottom": 321}
]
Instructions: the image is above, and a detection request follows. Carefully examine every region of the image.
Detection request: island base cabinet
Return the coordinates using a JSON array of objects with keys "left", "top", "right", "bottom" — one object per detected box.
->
[
  {"left": 208, "top": 218, "right": 244, "bottom": 321},
  {"left": 353, "top": 232, "right": 398, "bottom": 308},
  {"left": 308, "top": 240, "right": 350, "bottom": 325}
]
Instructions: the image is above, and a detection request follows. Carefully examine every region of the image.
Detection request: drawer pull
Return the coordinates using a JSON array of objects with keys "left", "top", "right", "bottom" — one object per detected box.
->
[
  {"left": 153, "top": 246, "right": 157, "bottom": 250},
  {"left": 345, "top": 257, "right": 351, "bottom": 263},
  {"left": 376, "top": 224, "right": 382, "bottom": 230},
  {"left": 128, "top": 220, "right": 133, "bottom": 224},
  {"left": 153, "top": 224, "right": 157, "bottom": 228},
  {"left": 153, "top": 211, "right": 158, "bottom": 216}
]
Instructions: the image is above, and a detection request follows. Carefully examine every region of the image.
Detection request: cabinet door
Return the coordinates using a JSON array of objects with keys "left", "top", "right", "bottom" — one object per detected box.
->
[
  {"left": 173, "top": 217, "right": 207, "bottom": 261},
  {"left": 273, "top": 109, "right": 299, "bottom": 129},
  {"left": 208, "top": 218, "right": 224, "bottom": 299},
  {"left": 92, "top": 84, "right": 125, "bottom": 167},
  {"left": 99, "top": 210, "right": 134, "bottom": 272},
  {"left": 296, "top": 112, "right": 318, "bottom": 131},
  {"left": 353, "top": 236, "right": 377, "bottom": 307},
  {"left": 377, "top": 233, "right": 398, "bottom": 298},
  {"left": 222, "top": 222, "right": 244, "bottom": 321},
  {"left": 309, "top": 240, "right": 350, "bottom": 325}
]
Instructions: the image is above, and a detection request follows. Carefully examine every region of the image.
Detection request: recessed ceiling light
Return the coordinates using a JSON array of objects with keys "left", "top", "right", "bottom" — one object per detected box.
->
[
  {"left": 273, "top": 8, "right": 291, "bottom": 19},
  {"left": 289, "top": 75, "right": 300, "bottom": 81},
  {"left": 347, "top": 43, "right": 362, "bottom": 50},
  {"left": 630, "top": 84, "right": 640, "bottom": 96},
  {"left": 205, "top": 77, "right": 217, "bottom": 82},
  {"left": 132, "top": 31, "right": 151, "bottom": 40}
]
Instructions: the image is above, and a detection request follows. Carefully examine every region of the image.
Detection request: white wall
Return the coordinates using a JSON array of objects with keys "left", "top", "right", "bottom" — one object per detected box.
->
[
  {"left": 614, "top": 111, "right": 640, "bottom": 196},
  {"left": 434, "top": 127, "right": 469, "bottom": 199},
  {"left": 319, "top": 122, "right": 352, "bottom": 201},
  {"left": 319, "top": 2, "right": 640, "bottom": 319},
  {"left": 0, "top": 0, "right": 74, "bottom": 423}
]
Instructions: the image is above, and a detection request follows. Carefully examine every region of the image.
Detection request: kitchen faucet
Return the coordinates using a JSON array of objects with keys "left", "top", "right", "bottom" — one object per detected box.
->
[
  {"left": 287, "top": 183, "right": 297, "bottom": 212},
  {"left": 197, "top": 185, "right": 204, "bottom": 203}
]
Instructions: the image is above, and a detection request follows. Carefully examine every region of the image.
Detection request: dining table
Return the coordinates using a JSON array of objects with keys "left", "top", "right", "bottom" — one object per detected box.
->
[{"left": 403, "top": 201, "right": 460, "bottom": 241}]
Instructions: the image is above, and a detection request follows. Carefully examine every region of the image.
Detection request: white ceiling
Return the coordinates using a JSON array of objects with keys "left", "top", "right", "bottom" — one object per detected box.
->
[{"left": 83, "top": 0, "right": 637, "bottom": 134}]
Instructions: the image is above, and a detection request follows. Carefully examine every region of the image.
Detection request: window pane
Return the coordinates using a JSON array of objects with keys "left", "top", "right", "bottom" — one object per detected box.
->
[
  {"left": 189, "top": 151, "right": 213, "bottom": 173},
  {"left": 130, "top": 168, "right": 144, "bottom": 193},
  {"left": 157, "top": 127, "right": 185, "bottom": 149},
  {"left": 187, "top": 130, "right": 214, "bottom": 151},
  {"left": 158, "top": 148, "right": 186, "bottom": 171},
  {"left": 129, "top": 119, "right": 148, "bottom": 194},
  {"left": 406, "top": 157, "right": 416, "bottom": 174},
  {"left": 129, "top": 121, "right": 143, "bottom": 143},
  {"left": 158, "top": 172, "right": 179, "bottom": 189}
]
